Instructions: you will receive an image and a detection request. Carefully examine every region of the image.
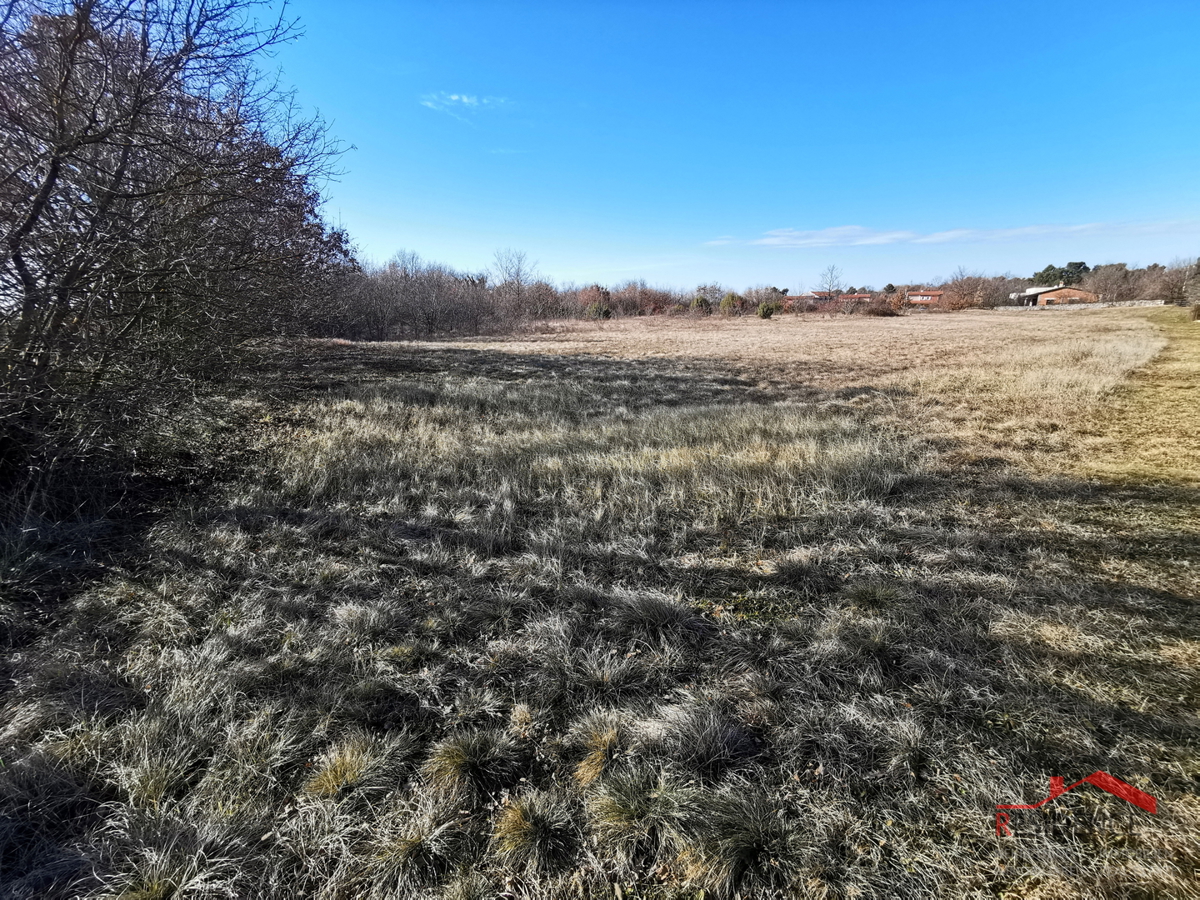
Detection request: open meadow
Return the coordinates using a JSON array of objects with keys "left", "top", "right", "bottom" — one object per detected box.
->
[{"left": 2, "top": 307, "right": 1197, "bottom": 899}]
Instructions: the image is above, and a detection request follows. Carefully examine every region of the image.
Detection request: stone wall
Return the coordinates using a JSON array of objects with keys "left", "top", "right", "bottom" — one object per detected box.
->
[{"left": 997, "top": 298, "right": 1170, "bottom": 312}]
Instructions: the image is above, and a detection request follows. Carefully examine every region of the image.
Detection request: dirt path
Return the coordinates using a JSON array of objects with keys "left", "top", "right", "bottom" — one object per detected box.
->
[{"left": 1078, "top": 308, "right": 1200, "bottom": 486}]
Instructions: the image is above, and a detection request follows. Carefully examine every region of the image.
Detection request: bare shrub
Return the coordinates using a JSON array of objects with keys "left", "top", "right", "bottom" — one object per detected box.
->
[
  {"left": 941, "top": 267, "right": 987, "bottom": 310},
  {"left": 861, "top": 301, "right": 899, "bottom": 317},
  {"left": 577, "top": 284, "right": 612, "bottom": 320},
  {"left": 330, "top": 253, "right": 495, "bottom": 340},
  {"left": 1, "top": 0, "right": 346, "bottom": 479},
  {"left": 610, "top": 280, "right": 680, "bottom": 316},
  {"left": 744, "top": 285, "right": 789, "bottom": 311}
]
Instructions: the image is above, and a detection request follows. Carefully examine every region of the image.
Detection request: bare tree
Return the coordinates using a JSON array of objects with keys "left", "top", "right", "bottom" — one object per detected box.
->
[
  {"left": 0, "top": 0, "right": 344, "bottom": 475},
  {"left": 1184, "top": 258, "right": 1200, "bottom": 306},
  {"left": 491, "top": 248, "right": 538, "bottom": 322},
  {"left": 982, "top": 275, "right": 1030, "bottom": 308},
  {"left": 943, "top": 266, "right": 986, "bottom": 309},
  {"left": 1082, "top": 263, "right": 1132, "bottom": 302},
  {"left": 817, "top": 264, "right": 845, "bottom": 298},
  {"left": 1159, "top": 258, "right": 1192, "bottom": 302},
  {"left": 327, "top": 252, "right": 501, "bottom": 340}
]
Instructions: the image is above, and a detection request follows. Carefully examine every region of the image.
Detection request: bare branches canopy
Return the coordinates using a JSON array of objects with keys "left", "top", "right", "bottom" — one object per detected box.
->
[{"left": 0, "top": 0, "right": 349, "bottom": 468}]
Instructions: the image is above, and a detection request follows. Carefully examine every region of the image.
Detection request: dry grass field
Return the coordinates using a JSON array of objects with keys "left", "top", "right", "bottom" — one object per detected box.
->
[
  {"left": 429, "top": 308, "right": 1171, "bottom": 467},
  {"left": 1, "top": 308, "right": 1197, "bottom": 899}
]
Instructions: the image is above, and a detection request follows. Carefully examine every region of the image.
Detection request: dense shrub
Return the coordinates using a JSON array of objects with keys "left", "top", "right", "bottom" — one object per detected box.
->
[
  {"left": 1, "top": 0, "right": 348, "bottom": 491},
  {"left": 611, "top": 281, "right": 681, "bottom": 316},
  {"left": 576, "top": 284, "right": 613, "bottom": 320},
  {"left": 719, "top": 293, "right": 743, "bottom": 316},
  {"left": 690, "top": 296, "right": 712, "bottom": 315},
  {"left": 756, "top": 301, "right": 782, "bottom": 319}
]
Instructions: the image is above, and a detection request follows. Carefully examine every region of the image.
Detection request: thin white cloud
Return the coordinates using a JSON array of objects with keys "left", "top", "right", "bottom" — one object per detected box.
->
[
  {"left": 420, "top": 92, "right": 509, "bottom": 121},
  {"left": 733, "top": 220, "right": 1200, "bottom": 249},
  {"left": 751, "top": 226, "right": 918, "bottom": 247}
]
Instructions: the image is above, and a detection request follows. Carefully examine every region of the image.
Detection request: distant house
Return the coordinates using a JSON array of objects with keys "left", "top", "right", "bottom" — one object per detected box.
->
[
  {"left": 838, "top": 293, "right": 873, "bottom": 302},
  {"left": 1009, "top": 285, "right": 1101, "bottom": 306},
  {"left": 907, "top": 289, "right": 943, "bottom": 306}
]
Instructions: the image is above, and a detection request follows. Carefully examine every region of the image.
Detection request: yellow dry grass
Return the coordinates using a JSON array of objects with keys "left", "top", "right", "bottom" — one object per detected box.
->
[
  {"left": 1075, "top": 307, "right": 1200, "bottom": 486},
  {"left": 418, "top": 308, "right": 1169, "bottom": 472},
  {"left": 423, "top": 309, "right": 1162, "bottom": 392}
]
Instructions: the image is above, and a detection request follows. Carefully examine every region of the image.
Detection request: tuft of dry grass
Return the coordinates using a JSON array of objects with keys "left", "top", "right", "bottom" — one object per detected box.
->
[
  {"left": 491, "top": 790, "right": 579, "bottom": 875},
  {"left": 421, "top": 729, "right": 525, "bottom": 800},
  {"left": 586, "top": 770, "right": 698, "bottom": 867},
  {"left": 302, "top": 730, "right": 381, "bottom": 798},
  {"left": 569, "top": 710, "right": 628, "bottom": 787}
]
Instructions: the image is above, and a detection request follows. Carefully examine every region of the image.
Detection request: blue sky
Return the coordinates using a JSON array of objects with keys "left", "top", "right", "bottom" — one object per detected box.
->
[{"left": 269, "top": 0, "right": 1200, "bottom": 291}]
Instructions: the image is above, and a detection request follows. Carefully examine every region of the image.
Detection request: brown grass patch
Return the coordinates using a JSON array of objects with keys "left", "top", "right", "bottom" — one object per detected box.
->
[{"left": 1075, "top": 307, "right": 1200, "bottom": 485}]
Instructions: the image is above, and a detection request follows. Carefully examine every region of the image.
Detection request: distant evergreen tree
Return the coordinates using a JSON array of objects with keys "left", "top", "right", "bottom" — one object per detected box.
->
[
  {"left": 1063, "top": 261, "right": 1091, "bottom": 284},
  {"left": 1033, "top": 262, "right": 1090, "bottom": 286},
  {"left": 1033, "top": 264, "right": 1064, "bottom": 286}
]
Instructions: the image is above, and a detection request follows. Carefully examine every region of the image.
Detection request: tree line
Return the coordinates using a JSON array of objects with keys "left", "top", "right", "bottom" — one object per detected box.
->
[
  {"left": 1, "top": 0, "right": 351, "bottom": 488},
  {"left": 309, "top": 249, "right": 803, "bottom": 339},
  {"left": 307, "top": 252, "right": 1199, "bottom": 343}
]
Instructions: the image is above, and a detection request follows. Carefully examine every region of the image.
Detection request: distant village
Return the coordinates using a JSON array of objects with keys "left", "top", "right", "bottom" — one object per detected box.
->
[{"left": 786, "top": 258, "right": 1200, "bottom": 314}]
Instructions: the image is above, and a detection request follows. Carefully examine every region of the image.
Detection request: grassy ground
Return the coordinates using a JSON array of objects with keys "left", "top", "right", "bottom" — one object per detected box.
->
[
  {"left": 1, "top": 309, "right": 1196, "bottom": 899},
  {"left": 1075, "top": 307, "right": 1200, "bottom": 486}
]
